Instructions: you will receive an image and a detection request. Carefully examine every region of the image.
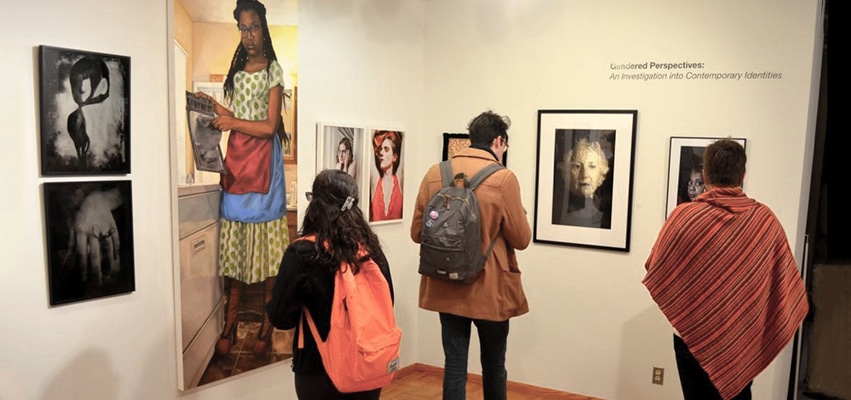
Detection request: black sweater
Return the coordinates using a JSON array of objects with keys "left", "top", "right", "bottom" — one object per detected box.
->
[{"left": 266, "top": 239, "right": 394, "bottom": 373}]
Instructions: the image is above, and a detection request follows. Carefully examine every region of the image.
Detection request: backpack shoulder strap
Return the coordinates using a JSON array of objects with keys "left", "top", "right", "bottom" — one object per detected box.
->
[
  {"left": 469, "top": 163, "right": 505, "bottom": 190},
  {"left": 438, "top": 160, "right": 455, "bottom": 187}
]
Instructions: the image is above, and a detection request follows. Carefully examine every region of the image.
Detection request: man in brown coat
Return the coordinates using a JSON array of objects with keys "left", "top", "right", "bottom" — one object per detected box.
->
[{"left": 411, "top": 110, "right": 532, "bottom": 400}]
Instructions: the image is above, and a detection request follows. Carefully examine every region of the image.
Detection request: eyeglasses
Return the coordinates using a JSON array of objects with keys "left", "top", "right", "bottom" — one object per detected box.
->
[
  {"left": 502, "top": 136, "right": 509, "bottom": 149},
  {"left": 305, "top": 192, "right": 313, "bottom": 202},
  {"left": 238, "top": 23, "right": 262, "bottom": 37}
]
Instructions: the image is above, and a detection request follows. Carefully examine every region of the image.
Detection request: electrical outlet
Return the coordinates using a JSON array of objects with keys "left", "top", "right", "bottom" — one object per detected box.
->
[{"left": 652, "top": 367, "right": 664, "bottom": 385}]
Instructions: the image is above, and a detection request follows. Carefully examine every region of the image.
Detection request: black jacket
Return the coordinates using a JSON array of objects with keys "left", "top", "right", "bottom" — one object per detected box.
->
[{"left": 266, "top": 239, "right": 393, "bottom": 373}]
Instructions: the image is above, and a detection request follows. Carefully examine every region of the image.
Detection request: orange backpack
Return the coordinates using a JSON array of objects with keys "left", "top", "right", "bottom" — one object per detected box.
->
[{"left": 297, "top": 236, "right": 402, "bottom": 393}]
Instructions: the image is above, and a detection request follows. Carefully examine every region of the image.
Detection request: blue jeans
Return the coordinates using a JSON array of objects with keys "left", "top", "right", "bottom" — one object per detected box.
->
[{"left": 439, "top": 312, "right": 510, "bottom": 400}]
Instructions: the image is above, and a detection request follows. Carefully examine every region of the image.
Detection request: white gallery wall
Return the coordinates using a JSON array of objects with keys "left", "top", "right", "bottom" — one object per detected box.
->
[
  {"left": 407, "top": 1, "right": 823, "bottom": 399},
  {"left": 0, "top": 0, "right": 179, "bottom": 399},
  {"left": 295, "top": 0, "right": 427, "bottom": 383},
  {"left": 0, "top": 1, "right": 822, "bottom": 400}
]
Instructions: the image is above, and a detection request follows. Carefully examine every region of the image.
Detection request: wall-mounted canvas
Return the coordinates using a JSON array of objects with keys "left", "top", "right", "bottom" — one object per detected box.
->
[
  {"left": 442, "top": 132, "right": 508, "bottom": 166},
  {"left": 666, "top": 137, "right": 747, "bottom": 218},
  {"left": 44, "top": 180, "right": 135, "bottom": 305},
  {"left": 39, "top": 45, "right": 130, "bottom": 175},
  {"left": 316, "top": 122, "right": 367, "bottom": 209},
  {"left": 369, "top": 128, "right": 405, "bottom": 224},
  {"left": 534, "top": 110, "right": 637, "bottom": 251}
]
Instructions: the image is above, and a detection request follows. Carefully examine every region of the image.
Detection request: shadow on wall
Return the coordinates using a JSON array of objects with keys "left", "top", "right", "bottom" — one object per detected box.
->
[
  {"left": 41, "top": 349, "right": 118, "bottom": 400},
  {"left": 614, "top": 305, "right": 682, "bottom": 400}
]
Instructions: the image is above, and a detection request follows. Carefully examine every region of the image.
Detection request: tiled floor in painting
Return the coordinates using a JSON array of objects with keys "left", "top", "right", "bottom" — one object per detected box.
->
[{"left": 198, "top": 281, "right": 293, "bottom": 385}]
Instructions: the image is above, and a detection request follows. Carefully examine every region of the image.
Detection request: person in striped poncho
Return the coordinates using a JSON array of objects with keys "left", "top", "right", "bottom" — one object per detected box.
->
[{"left": 643, "top": 138, "right": 808, "bottom": 400}]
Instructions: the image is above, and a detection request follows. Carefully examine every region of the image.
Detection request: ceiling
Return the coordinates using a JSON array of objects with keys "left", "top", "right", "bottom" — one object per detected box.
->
[{"left": 179, "top": 0, "right": 298, "bottom": 26}]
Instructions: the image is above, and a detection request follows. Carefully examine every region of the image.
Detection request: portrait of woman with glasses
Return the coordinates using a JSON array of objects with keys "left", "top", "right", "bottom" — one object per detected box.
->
[{"left": 192, "top": 0, "right": 289, "bottom": 358}]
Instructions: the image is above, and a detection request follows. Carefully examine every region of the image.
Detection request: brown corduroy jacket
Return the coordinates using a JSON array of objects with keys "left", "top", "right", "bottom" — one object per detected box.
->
[{"left": 411, "top": 147, "right": 532, "bottom": 321}]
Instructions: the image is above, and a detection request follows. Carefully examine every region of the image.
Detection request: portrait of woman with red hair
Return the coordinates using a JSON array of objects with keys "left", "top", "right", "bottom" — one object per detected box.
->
[{"left": 370, "top": 130, "right": 403, "bottom": 222}]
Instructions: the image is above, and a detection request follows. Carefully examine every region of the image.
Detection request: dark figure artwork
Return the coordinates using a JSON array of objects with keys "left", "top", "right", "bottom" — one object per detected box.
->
[
  {"left": 44, "top": 181, "right": 135, "bottom": 305},
  {"left": 66, "top": 56, "right": 111, "bottom": 168},
  {"left": 39, "top": 46, "right": 130, "bottom": 175}
]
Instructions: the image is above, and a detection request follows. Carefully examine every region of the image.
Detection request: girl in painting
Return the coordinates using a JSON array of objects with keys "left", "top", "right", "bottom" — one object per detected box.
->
[
  {"left": 370, "top": 130, "right": 403, "bottom": 221},
  {"left": 194, "top": 0, "right": 288, "bottom": 357}
]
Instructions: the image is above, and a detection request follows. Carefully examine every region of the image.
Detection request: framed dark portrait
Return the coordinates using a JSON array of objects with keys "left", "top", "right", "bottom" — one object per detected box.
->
[
  {"left": 39, "top": 45, "right": 131, "bottom": 175},
  {"left": 665, "top": 137, "right": 747, "bottom": 218},
  {"left": 442, "top": 133, "right": 508, "bottom": 166},
  {"left": 44, "top": 180, "right": 135, "bottom": 305},
  {"left": 534, "top": 110, "right": 637, "bottom": 251},
  {"left": 551, "top": 129, "right": 616, "bottom": 229}
]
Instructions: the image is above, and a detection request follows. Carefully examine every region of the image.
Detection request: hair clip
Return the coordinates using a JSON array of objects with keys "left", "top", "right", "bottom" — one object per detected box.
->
[{"left": 341, "top": 196, "right": 355, "bottom": 211}]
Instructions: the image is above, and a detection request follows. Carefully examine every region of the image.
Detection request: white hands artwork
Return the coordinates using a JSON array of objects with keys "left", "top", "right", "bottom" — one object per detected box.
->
[{"left": 69, "top": 188, "right": 123, "bottom": 286}]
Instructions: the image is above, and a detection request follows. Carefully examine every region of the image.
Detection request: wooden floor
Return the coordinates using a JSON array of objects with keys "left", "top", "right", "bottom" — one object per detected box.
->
[{"left": 381, "top": 364, "right": 602, "bottom": 400}]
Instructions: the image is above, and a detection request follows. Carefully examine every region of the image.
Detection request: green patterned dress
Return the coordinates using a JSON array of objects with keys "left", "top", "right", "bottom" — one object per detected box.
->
[{"left": 219, "top": 60, "right": 290, "bottom": 284}]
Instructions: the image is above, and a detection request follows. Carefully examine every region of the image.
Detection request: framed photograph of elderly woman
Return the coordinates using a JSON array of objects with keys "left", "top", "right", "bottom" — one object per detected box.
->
[
  {"left": 43, "top": 180, "right": 135, "bottom": 306},
  {"left": 316, "top": 122, "right": 367, "bottom": 208},
  {"left": 39, "top": 45, "right": 130, "bottom": 176},
  {"left": 533, "top": 110, "right": 637, "bottom": 251},
  {"left": 666, "top": 137, "right": 747, "bottom": 218},
  {"left": 368, "top": 128, "right": 405, "bottom": 224}
]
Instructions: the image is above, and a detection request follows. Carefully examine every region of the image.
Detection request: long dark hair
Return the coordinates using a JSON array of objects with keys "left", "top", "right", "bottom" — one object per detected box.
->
[
  {"left": 300, "top": 170, "right": 383, "bottom": 273},
  {"left": 223, "top": 0, "right": 279, "bottom": 103}
]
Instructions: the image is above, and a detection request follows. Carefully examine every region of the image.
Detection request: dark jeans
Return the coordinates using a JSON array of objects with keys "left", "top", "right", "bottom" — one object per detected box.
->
[
  {"left": 439, "top": 312, "right": 510, "bottom": 400},
  {"left": 294, "top": 371, "right": 381, "bottom": 400},
  {"left": 673, "top": 334, "right": 752, "bottom": 400}
]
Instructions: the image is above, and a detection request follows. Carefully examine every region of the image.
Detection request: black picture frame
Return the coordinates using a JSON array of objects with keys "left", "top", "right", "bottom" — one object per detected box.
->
[
  {"left": 39, "top": 45, "right": 131, "bottom": 175},
  {"left": 441, "top": 132, "right": 508, "bottom": 166},
  {"left": 665, "top": 137, "right": 747, "bottom": 218},
  {"left": 533, "top": 110, "right": 638, "bottom": 251},
  {"left": 44, "top": 180, "right": 135, "bottom": 305}
]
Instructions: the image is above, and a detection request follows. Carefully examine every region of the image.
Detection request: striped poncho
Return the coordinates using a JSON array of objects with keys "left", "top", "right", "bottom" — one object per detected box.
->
[{"left": 643, "top": 187, "right": 808, "bottom": 399}]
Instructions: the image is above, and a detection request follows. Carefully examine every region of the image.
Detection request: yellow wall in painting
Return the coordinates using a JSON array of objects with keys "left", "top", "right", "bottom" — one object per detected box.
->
[
  {"left": 191, "top": 23, "right": 298, "bottom": 88},
  {"left": 185, "top": 17, "right": 300, "bottom": 186},
  {"left": 270, "top": 25, "right": 299, "bottom": 87}
]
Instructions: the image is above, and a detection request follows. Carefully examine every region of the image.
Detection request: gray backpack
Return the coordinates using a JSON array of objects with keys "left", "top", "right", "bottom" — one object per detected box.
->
[{"left": 418, "top": 160, "right": 504, "bottom": 284}]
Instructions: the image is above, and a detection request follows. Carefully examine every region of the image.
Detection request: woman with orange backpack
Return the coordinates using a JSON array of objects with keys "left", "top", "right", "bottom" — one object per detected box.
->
[{"left": 267, "top": 169, "right": 398, "bottom": 399}]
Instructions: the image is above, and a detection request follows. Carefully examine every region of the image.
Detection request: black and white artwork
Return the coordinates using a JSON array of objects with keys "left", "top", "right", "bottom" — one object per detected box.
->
[
  {"left": 186, "top": 91, "right": 225, "bottom": 173},
  {"left": 551, "top": 129, "right": 616, "bottom": 229},
  {"left": 44, "top": 180, "right": 135, "bottom": 305},
  {"left": 534, "top": 110, "right": 637, "bottom": 251},
  {"left": 39, "top": 45, "right": 130, "bottom": 175}
]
